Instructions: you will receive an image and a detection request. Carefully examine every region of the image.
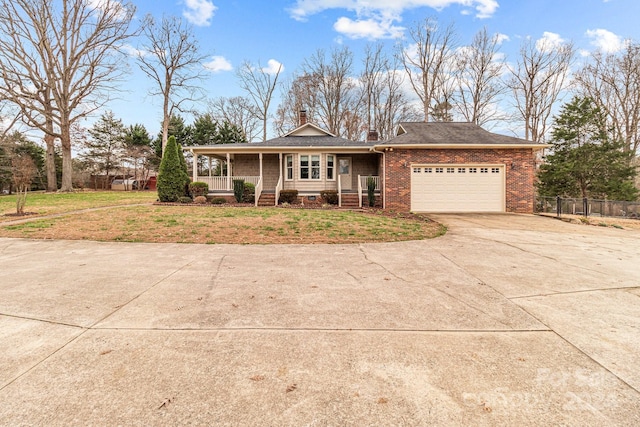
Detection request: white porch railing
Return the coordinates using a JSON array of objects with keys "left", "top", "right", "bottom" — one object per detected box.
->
[
  {"left": 338, "top": 175, "right": 342, "bottom": 207},
  {"left": 358, "top": 175, "right": 380, "bottom": 208},
  {"left": 359, "top": 175, "right": 380, "bottom": 191},
  {"left": 196, "top": 176, "right": 260, "bottom": 191},
  {"left": 275, "top": 175, "right": 283, "bottom": 206},
  {"left": 254, "top": 177, "right": 263, "bottom": 207}
]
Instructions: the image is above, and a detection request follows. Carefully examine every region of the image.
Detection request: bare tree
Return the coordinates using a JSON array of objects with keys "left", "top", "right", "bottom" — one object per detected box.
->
[
  {"left": 360, "top": 43, "right": 421, "bottom": 140},
  {"left": 12, "top": 153, "right": 36, "bottom": 215},
  {"left": 300, "top": 46, "right": 361, "bottom": 137},
  {"left": 576, "top": 43, "right": 640, "bottom": 155},
  {"left": 208, "top": 96, "right": 260, "bottom": 142},
  {"left": 507, "top": 36, "right": 574, "bottom": 142},
  {"left": 273, "top": 73, "right": 322, "bottom": 135},
  {"left": 136, "top": 14, "right": 207, "bottom": 154},
  {"left": 399, "top": 17, "right": 457, "bottom": 122},
  {"left": 0, "top": 0, "right": 137, "bottom": 191},
  {"left": 237, "top": 60, "right": 283, "bottom": 142},
  {"left": 454, "top": 27, "right": 507, "bottom": 127}
]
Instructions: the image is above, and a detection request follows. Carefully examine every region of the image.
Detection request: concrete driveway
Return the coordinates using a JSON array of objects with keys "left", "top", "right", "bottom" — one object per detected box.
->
[{"left": 0, "top": 214, "right": 639, "bottom": 426}]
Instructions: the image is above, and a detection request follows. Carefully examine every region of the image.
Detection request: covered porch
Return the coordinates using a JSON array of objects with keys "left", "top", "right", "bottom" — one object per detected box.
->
[{"left": 188, "top": 148, "right": 382, "bottom": 208}]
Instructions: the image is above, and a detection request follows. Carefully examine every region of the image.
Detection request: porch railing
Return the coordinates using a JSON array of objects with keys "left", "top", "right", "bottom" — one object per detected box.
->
[
  {"left": 196, "top": 176, "right": 260, "bottom": 191},
  {"left": 358, "top": 175, "right": 380, "bottom": 208},
  {"left": 338, "top": 174, "right": 342, "bottom": 207},
  {"left": 359, "top": 175, "right": 380, "bottom": 191},
  {"left": 275, "top": 175, "right": 283, "bottom": 206},
  {"left": 254, "top": 177, "right": 263, "bottom": 207}
]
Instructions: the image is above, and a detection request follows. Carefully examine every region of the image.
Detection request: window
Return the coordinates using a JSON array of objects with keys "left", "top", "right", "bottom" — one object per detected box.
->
[
  {"left": 469, "top": 167, "right": 477, "bottom": 173},
  {"left": 458, "top": 168, "right": 466, "bottom": 173},
  {"left": 435, "top": 167, "right": 444, "bottom": 173},
  {"left": 413, "top": 167, "right": 421, "bottom": 173},
  {"left": 300, "top": 155, "right": 309, "bottom": 179},
  {"left": 285, "top": 155, "right": 293, "bottom": 181},
  {"left": 446, "top": 167, "right": 455, "bottom": 173},
  {"left": 311, "top": 155, "right": 320, "bottom": 179},
  {"left": 327, "top": 155, "right": 335, "bottom": 180},
  {"left": 300, "top": 154, "right": 320, "bottom": 180},
  {"left": 480, "top": 167, "right": 488, "bottom": 173},
  {"left": 425, "top": 168, "right": 432, "bottom": 173},
  {"left": 491, "top": 167, "right": 500, "bottom": 173}
]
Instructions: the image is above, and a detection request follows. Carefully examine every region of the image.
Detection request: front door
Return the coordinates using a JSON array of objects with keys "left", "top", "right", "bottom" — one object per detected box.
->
[{"left": 338, "top": 157, "right": 352, "bottom": 191}]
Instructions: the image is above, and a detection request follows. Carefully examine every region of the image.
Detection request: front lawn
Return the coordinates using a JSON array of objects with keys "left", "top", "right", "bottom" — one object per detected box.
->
[
  {"left": 0, "top": 205, "right": 446, "bottom": 244},
  {"left": 0, "top": 190, "right": 157, "bottom": 222}
]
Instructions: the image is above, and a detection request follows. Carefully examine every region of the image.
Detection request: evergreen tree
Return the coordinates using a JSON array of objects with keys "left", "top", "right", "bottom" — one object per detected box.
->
[
  {"left": 80, "top": 111, "right": 126, "bottom": 183},
  {"left": 217, "top": 121, "right": 247, "bottom": 144},
  {"left": 153, "top": 115, "right": 192, "bottom": 158},
  {"left": 157, "top": 136, "right": 188, "bottom": 202},
  {"left": 538, "top": 97, "right": 638, "bottom": 200},
  {"left": 191, "top": 113, "right": 219, "bottom": 146}
]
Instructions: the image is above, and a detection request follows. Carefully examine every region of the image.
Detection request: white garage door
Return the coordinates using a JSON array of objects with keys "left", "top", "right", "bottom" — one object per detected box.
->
[{"left": 411, "top": 165, "right": 505, "bottom": 212}]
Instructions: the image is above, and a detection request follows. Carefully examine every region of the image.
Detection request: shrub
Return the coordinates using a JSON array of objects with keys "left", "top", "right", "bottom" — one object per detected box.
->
[
  {"left": 278, "top": 189, "right": 298, "bottom": 204},
  {"left": 320, "top": 190, "right": 338, "bottom": 205},
  {"left": 157, "top": 136, "right": 189, "bottom": 202},
  {"left": 178, "top": 196, "right": 193, "bottom": 204},
  {"left": 193, "top": 195, "right": 208, "bottom": 204},
  {"left": 367, "top": 176, "right": 376, "bottom": 207},
  {"left": 243, "top": 182, "right": 255, "bottom": 203},
  {"left": 233, "top": 179, "right": 244, "bottom": 203},
  {"left": 211, "top": 197, "right": 227, "bottom": 204},
  {"left": 189, "top": 182, "right": 209, "bottom": 197},
  {"left": 178, "top": 144, "right": 191, "bottom": 195}
]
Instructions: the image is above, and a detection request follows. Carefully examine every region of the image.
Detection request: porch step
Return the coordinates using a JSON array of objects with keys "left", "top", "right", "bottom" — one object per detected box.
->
[
  {"left": 340, "top": 193, "right": 361, "bottom": 208},
  {"left": 258, "top": 193, "right": 276, "bottom": 206}
]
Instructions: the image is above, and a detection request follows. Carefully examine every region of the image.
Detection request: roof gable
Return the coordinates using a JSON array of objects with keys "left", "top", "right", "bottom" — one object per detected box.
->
[{"left": 283, "top": 123, "right": 336, "bottom": 138}]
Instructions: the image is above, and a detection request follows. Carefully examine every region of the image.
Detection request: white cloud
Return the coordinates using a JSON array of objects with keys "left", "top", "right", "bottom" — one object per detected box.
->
[
  {"left": 333, "top": 16, "right": 404, "bottom": 39},
  {"left": 204, "top": 56, "right": 232, "bottom": 73},
  {"left": 535, "top": 32, "right": 565, "bottom": 52},
  {"left": 288, "top": 0, "right": 498, "bottom": 39},
  {"left": 586, "top": 28, "right": 624, "bottom": 53},
  {"left": 261, "top": 59, "right": 284, "bottom": 75},
  {"left": 122, "top": 44, "right": 145, "bottom": 57},
  {"left": 495, "top": 33, "right": 510, "bottom": 45},
  {"left": 183, "top": 0, "right": 217, "bottom": 26}
]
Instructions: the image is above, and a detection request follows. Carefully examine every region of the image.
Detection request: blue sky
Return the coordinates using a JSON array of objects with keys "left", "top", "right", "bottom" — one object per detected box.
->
[{"left": 107, "top": 0, "right": 640, "bottom": 139}]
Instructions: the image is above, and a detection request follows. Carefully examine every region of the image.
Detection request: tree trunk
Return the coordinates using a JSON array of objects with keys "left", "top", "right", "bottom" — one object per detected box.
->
[
  {"left": 60, "top": 124, "right": 73, "bottom": 192},
  {"left": 44, "top": 134, "right": 57, "bottom": 192}
]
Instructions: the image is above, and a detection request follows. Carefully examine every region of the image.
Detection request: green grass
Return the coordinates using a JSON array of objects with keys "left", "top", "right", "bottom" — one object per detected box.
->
[
  {"left": 0, "top": 204, "right": 446, "bottom": 244},
  {"left": 0, "top": 190, "right": 157, "bottom": 222},
  {"left": 0, "top": 192, "right": 446, "bottom": 243}
]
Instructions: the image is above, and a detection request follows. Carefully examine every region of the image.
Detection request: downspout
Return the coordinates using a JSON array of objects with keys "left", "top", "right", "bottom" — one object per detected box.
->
[{"left": 369, "top": 146, "right": 385, "bottom": 210}]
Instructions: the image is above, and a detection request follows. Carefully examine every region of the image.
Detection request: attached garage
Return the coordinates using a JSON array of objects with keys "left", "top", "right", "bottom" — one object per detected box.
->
[
  {"left": 379, "top": 121, "right": 548, "bottom": 214},
  {"left": 410, "top": 164, "right": 505, "bottom": 212}
]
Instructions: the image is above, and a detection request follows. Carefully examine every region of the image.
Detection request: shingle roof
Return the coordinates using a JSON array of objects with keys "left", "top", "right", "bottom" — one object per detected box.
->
[
  {"left": 256, "top": 135, "right": 373, "bottom": 147},
  {"left": 380, "top": 122, "right": 541, "bottom": 146}
]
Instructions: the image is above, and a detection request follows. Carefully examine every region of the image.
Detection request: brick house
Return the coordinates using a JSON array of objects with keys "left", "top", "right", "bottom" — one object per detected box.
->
[{"left": 187, "top": 116, "right": 546, "bottom": 213}]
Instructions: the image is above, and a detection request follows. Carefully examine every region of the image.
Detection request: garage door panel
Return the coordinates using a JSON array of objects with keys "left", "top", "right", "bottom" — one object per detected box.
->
[{"left": 411, "top": 165, "right": 504, "bottom": 212}]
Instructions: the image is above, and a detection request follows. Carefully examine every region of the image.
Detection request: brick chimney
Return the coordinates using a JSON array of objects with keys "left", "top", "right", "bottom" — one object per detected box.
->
[
  {"left": 299, "top": 109, "right": 307, "bottom": 126},
  {"left": 367, "top": 129, "right": 379, "bottom": 142}
]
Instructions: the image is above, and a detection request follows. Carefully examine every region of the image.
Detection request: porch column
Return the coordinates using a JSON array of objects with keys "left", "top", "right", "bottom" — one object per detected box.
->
[
  {"left": 191, "top": 150, "right": 197, "bottom": 182},
  {"left": 259, "top": 153, "right": 263, "bottom": 182},
  {"left": 226, "top": 153, "right": 231, "bottom": 191},
  {"left": 208, "top": 156, "right": 212, "bottom": 177}
]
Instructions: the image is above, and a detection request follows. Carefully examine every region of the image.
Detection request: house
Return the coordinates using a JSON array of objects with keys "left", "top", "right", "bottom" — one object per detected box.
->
[{"left": 187, "top": 113, "right": 547, "bottom": 213}]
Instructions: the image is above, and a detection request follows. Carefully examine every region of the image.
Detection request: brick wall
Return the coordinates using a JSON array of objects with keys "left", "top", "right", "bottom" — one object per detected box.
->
[{"left": 384, "top": 148, "right": 537, "bottom": 213}]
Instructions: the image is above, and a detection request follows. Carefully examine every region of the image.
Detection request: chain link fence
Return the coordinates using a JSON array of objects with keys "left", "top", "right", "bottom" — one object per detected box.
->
[{"left": 537, "top": 196, "right": 640, "bottom": 219}]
